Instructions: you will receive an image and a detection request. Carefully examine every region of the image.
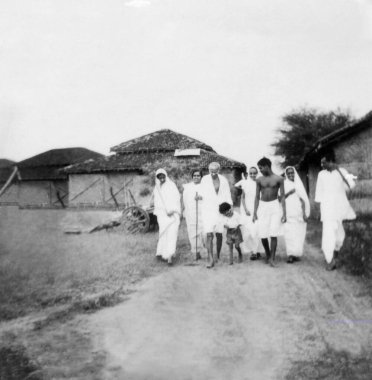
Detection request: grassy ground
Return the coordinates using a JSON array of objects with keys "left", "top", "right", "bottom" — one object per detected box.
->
[
  {"left": 286, "top": 346, "right": 372, "bottom": 380},
  {"left": 0, "top": 206, "right": 193, "bottom": 378},
  {"left": 0, "top": 207, "right": 191, "bottom": 322}
]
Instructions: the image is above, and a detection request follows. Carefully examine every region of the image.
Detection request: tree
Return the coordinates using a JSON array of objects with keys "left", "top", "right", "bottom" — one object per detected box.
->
[{"left": 272, "top": 108, "right": 355, "bottom": 168}]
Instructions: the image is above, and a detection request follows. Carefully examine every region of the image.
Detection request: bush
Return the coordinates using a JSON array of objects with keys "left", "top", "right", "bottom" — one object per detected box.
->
[{"left": 340, "top": 216, "right": 372, "bottom": 276}]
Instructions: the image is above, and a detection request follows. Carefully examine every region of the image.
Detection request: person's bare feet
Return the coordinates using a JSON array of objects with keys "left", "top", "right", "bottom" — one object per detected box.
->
[
  {"left": 287, "top": 256, "right": 295, "bottom": 264},
  {"left": 206, "top": 259, "right": 215, "bottom": 268},
  {"left": 167, "top": 257, "right": 173, "bottom": 266},
  {"left": 326, "top": 259, "right": 336, "bottom": 271},
  {"left": 268, "top": 259, "right": 277, "bottom": 268}
]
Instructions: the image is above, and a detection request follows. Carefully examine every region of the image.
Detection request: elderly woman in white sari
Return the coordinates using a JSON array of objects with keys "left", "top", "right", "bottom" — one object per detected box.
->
[
  {"left": 235, "top": 166, "right": 262, "bottom": 260},
  {"left": 153, "top": 169, "right": 181, "bottom": 265},
  {"left": 182, "top": 169, "right": 205, "bottom": 261},
  {"left": 283, "top": 166, "right": 310, "bottom": 263}
]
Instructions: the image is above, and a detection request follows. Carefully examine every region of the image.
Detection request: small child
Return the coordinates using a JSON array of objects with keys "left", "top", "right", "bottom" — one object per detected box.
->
[{"left": 219, "top": 202, "right": 243, "bottom": 265}]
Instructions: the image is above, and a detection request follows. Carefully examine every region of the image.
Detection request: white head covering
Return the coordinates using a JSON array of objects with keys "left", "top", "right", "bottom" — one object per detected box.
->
[
  {"left": 155, "top": 168, "right": 168, "bottom": 186},
  {"left": 154, "top": 168, "right": 181, "bottom": 215},
  {"left": 285, "top": 166, "right": 310, "bottom": 217}
]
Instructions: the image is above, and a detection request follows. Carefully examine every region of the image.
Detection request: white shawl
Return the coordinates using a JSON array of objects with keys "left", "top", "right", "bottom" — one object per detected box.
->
[
  {"left": 153, "top": 169, "right": 181, "bottom": 216},
  {"left": 284, "top": 166, "right": 310, "bottom": 217}
]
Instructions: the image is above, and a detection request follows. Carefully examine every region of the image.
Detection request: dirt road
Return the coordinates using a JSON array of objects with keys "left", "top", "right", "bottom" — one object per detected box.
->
[{"left": 90, "top": 240, "right": 372, "bottom": 380}]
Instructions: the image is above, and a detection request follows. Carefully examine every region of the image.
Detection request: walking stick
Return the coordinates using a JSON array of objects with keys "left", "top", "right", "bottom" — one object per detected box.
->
[{"left": 195, "top": 192, "right": 199, "bottom": 260}]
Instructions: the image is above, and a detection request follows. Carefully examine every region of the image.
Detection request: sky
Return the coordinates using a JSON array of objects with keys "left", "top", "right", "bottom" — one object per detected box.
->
[{"left": 1, "top": 0, "right": 372, "bottom": 168}]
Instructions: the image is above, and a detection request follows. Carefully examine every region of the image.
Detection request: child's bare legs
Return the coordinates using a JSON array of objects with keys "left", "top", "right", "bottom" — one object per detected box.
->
[
  {"left": 228, "top": 244, "right": 234, "bottom": 265},
  {"left": 206, "top": 233, "right": 215, "bottom": 268},
  {"left": 216, "top": 233, "right": 223, "bottom": 260},
  {"left": 261, "top": 238, "right": 271, "bottom": 263},
  {"left": 235, "top": 244, "right": 243, "bottom": 263}
]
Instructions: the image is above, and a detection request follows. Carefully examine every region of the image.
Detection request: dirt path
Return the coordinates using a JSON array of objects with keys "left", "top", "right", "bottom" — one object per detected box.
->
[{"left": 90, "top": 241, "right": 372, "bottom": 380}]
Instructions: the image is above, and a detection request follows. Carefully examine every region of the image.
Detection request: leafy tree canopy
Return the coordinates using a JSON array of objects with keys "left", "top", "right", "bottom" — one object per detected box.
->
[{"left": 272, "top": 108, "right": 355, "bottom": 168}]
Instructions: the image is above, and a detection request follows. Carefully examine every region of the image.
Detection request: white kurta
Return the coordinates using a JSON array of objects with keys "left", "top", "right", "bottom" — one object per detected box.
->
[
  {"left": 235, "top": 178, "right": 260, "bottom": 253},
  {"left": 283, "top": 179, "right": 307, "bottom": 257},
  {"left": 154, "top": 171, "right": 181, "bottom": 260},
  {"left": 199, "top": 174, "right": 232, "bottom": 233},
  {"left": 315, "top": 168, "right": 356, "bottom": 263},
  {"left": 183, "top": 182, "right": 205, "bottom": 253}
]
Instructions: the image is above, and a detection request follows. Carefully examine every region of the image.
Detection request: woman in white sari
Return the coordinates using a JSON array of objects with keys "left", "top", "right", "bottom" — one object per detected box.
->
[
  {"left": 283, "top": 166, "right": 310, "bottom": 263},
  {"left": 182, "top": 169, "right": 205, "bottom": 260},
  {"left": 235, "top": 166, "right": 262, "bottom": 260},
  {"left": 153, "top": 168, "right": 181, "bottom": 265}
]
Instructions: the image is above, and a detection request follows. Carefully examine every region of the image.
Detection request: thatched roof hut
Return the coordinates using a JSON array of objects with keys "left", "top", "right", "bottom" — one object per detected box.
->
[
  {"left": 0, "top": 148, "right": 103, "bottom": 208},
  {"left": 64, "top": 129, "right": 246, "bottom": 208}
]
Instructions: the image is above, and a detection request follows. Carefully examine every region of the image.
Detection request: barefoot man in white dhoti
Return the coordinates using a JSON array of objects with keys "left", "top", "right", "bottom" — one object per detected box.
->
[
  {"left": 153, "top": 169, "right": 181, "bottom": 265},
  {"left": 283, "top": 166, "right": 310, "bottom": 264},
  {"left": 253, "top": 157, "right": 286, "bottom": 268},
  {"left": 199, "top": 162, "right": 233, "bottom": 268},
  {"left": 182, "top": 169, "right": 205, "bottom": 261},
  {"left": 235, "top": 166, "right": 262, "bottom": 261},
  {"left": 315, "top": 150, "right": 356, "bottom": 271}
]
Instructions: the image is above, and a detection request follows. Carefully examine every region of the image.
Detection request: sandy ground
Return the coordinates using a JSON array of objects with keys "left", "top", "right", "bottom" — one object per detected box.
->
[{"left": 88, "top": 240, "right": 372, "bottom": 380}]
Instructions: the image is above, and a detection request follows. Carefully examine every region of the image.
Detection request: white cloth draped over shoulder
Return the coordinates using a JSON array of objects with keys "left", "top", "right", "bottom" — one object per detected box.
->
[
  {"left": 315, "top": 168, "right": 356, "bottom": 222},
  {"left": 199, "top": 173, "right": 232, "bottom": 233},
  {"left": 182, "top": 182, "right": 205, "bottom": 253},
  {"left": 235, "top": 171, "right": 260, "bottom": 252},
  {"left": 315, "top": 167, "right": 356, "bottom": 264},
  {"left": 283, "top": 167, "right": 310, "bottom": 257},
  {"left": 153, "top": 169, "right": 181, "bottom": 260}
]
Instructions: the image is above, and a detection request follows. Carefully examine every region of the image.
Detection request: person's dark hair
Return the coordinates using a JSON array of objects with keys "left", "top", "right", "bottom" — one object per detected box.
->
[
  {"left": 191, "top": 169, "right": 203, "bottom": 178},
  {"left": 257, "top": 157, "right": 272, "bottom": 168},
  {"left": 219, "top": 202, "right": 231, "bottom": 214},
  {"left": 321, "top": 149, "right": 336, "bottom": 163}
]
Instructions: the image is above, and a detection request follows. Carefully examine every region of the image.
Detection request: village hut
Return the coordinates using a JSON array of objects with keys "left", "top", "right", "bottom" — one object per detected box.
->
[
  {"left": 64, "top": 129, "right": 246, "bottom": 209},
  {"left": 0, "top": 159, "right": 18, "bottom": 205},
  {"left": 0, "top": 148, "right": 103, "bottom": 208},
  {"left": 299, "top": 110, "right": 372, "bottom": 218}
]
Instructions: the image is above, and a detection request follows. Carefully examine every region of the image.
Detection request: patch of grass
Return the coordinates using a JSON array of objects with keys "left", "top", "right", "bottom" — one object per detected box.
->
[
  {"left": 286, "top": 347, "right": 372, "bottom": 380},
  {"left": 0, "top": 207, "right": 191, "bottom": 321},
  {"left": 33, "top": 290, "right": 133, "bottom": 330},
  {"left": 0, "top": 345, "right": 43, "bottom": 380}
]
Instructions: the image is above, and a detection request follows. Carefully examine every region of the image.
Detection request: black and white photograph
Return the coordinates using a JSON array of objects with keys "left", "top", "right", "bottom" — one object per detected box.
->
[{"left": 1, "top": 1, "right": 372, "bottom": 379}]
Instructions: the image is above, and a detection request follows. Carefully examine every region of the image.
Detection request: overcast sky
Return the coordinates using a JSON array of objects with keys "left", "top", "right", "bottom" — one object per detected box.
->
[{"left": 1, "top": 0, "right": 372, "bottom": 168}]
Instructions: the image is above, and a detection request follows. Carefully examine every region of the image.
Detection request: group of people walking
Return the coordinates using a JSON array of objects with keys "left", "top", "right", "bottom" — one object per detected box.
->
[{"left": 153, "top": 149, "right": 356, "bottom": 271}]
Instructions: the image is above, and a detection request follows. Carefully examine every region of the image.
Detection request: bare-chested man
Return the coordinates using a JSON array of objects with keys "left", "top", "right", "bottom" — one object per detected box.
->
[{"left": 253, "top": 157, "right": 286, "bottom": 267}]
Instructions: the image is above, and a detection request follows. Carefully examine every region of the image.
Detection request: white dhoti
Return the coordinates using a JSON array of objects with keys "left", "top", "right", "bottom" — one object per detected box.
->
[
  {"left": 200, "top": 174, "right": 233, "bottom": 234},
  {"left": 321, "top": 220, "right": 345, "bottom": 264},
  {"left": 202, "top": 211, "right": 224, "bottom": 234},
  {"left": 284, "top": 218, "right": 307, "bottom": 257},
  {"left": 257, "top": 200, "right": 283, "bottom": 238},
  {"left": 153, "top": 169, "right": 181, "bottom": 260},
  {"left": 186, "top": 219, "right": 205, "bottom": 253},
  {"left": 315, "top": 168, "right": 356, "bottom": 264},
  {"left": 283, "top": 173, "right": 310, "bottom": 258},
  {"left": 240, "top": 213, "right": 260, "bottom": 253},
  {"left": 156, "top": 212, "right": 180, "bottom": 260},
  {"left": 183, "top": 182, "right": 205, "bottom": 253},
  {"left": 235, "top": 177, "right": 261, "bottom": 253}
]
